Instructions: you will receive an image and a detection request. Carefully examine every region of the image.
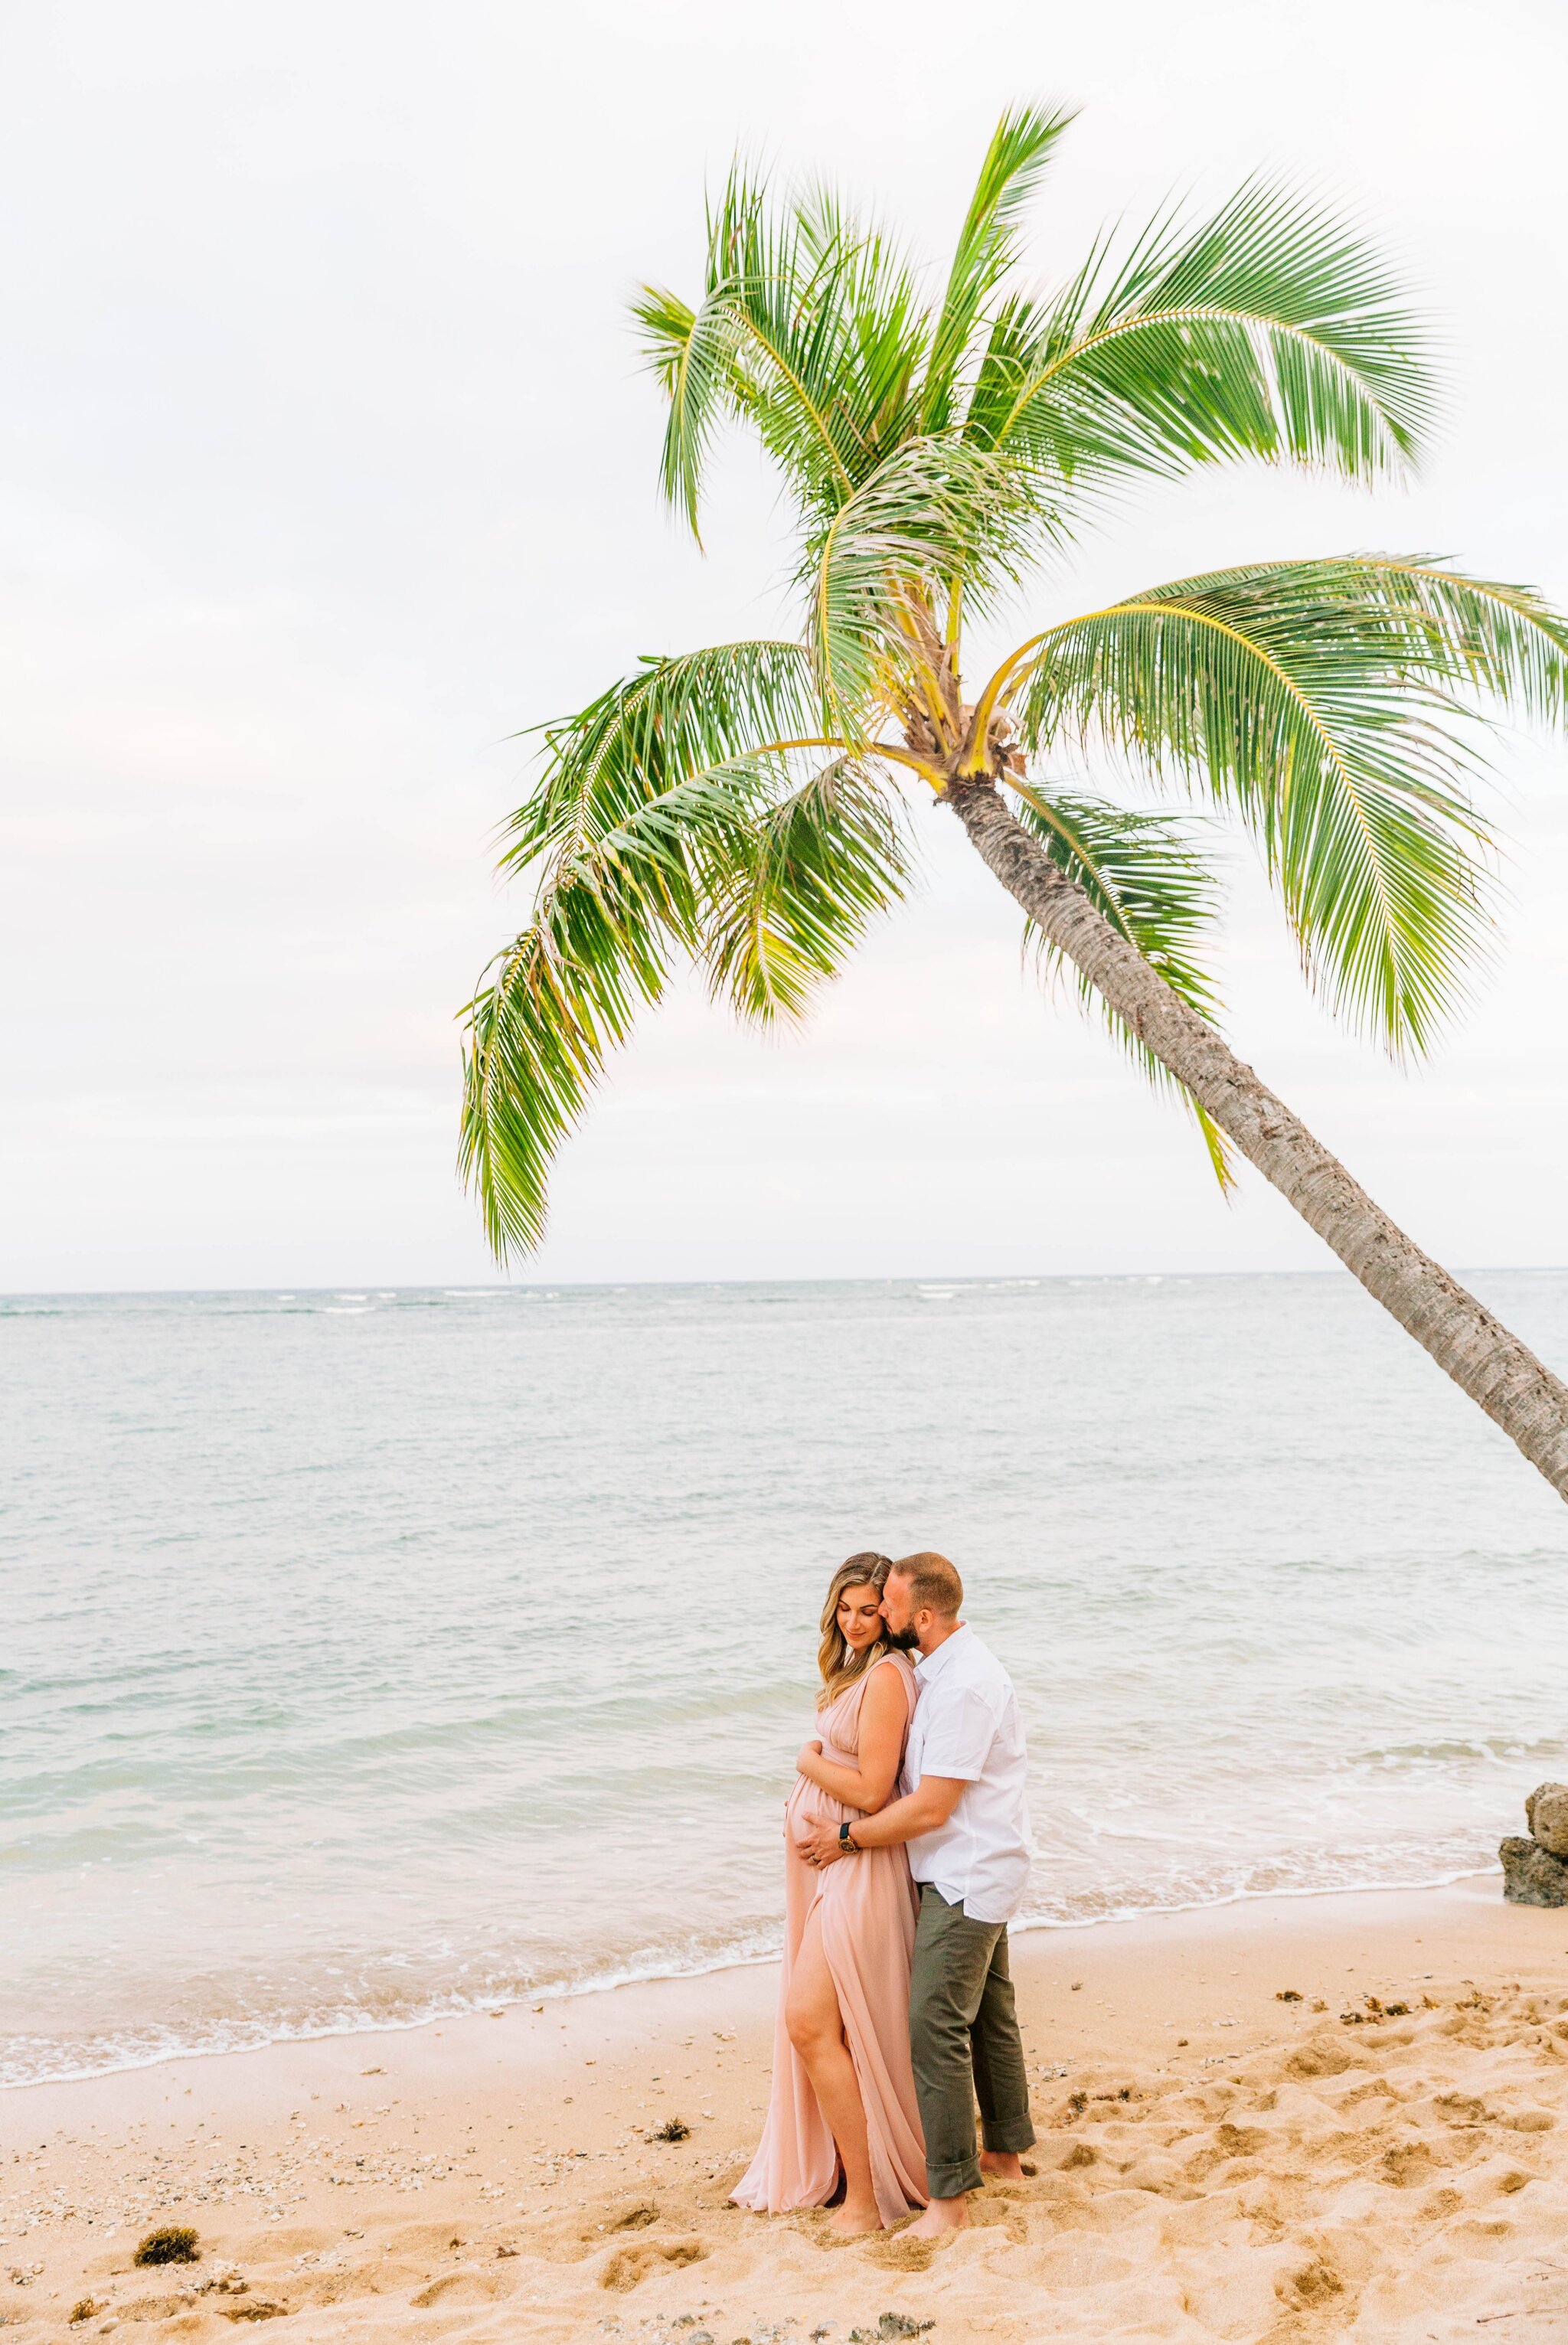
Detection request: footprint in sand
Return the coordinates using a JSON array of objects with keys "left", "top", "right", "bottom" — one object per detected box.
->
[
  {"left": 1275, "top": 2257, "right": 1346, "bottom": 2310},
  {"left": 866, "top": 2232, "right": 936, "bottom": 2273},
  {"left": 581, "top": 2196, "right": 661, "bottom": 2237},
  {"left": 410, "top": 2268, "right": 510, "bottom": 2308},
  {"left": 599, "top": 2238, "right": 707, "bottom": 2292}
]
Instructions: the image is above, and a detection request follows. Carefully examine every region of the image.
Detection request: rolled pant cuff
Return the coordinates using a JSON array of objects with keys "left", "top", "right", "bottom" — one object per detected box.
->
[
  {"left": 982, "top": 2115, "right": 1037, "bottom": 2154},
  {"left": 925, "top": 2157, "right": 983, "bottom": 2200}
]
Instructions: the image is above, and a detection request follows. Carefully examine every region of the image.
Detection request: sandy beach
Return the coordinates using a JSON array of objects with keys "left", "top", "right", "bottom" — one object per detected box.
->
[{"left": 5, "top": 1878, "right": 1567, "bottom": 2342}]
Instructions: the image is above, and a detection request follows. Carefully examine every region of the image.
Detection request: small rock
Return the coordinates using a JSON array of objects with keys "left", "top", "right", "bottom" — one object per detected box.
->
[
  {"left": 1501, "top": 1834, "right": 1568, "bottom": 1907},
  {"left": 1527, "top": 1782, "right": 1568, "bottom": 1859}
]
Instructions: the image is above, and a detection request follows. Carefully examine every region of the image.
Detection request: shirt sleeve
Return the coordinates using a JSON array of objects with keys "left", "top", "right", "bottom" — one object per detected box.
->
[{"left": 914, "top": 1684, "right": 995, "bottom": 1783}]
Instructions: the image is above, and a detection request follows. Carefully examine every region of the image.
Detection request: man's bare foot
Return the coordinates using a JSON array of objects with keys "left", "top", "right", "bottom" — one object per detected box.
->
[
  {"left": 828, "top": 2201, "right": 883, "bottom": 2235},
  {"left": 906, "top": 2193, "right": 969, "bottom": 2238},
  {"left": 978, "top": 2151, "right": 1025, "bottom": 2182}
]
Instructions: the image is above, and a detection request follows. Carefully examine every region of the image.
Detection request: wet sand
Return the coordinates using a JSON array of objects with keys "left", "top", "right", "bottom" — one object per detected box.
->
[{"left": 4, "top": 1878, "right": 1567, "bottom": 2341}]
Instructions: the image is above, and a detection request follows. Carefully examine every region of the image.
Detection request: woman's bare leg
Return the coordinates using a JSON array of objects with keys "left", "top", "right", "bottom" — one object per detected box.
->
[{"left": 785, "top": 1906, "right": 880, "bottom": 2232}]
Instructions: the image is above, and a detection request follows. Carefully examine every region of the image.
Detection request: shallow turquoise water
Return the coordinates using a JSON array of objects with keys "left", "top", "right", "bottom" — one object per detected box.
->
[{"left": 4, "top": 1271, "right": 1566, "bottom": 2086}]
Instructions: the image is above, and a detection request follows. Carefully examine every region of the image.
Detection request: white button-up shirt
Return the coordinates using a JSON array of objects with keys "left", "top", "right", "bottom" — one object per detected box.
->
[{"left": 902, "top": 1623, "right": 1033, "bottom": 1925}]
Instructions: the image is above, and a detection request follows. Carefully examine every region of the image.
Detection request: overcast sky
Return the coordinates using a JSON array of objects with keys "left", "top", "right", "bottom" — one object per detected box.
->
[{"left": 2, "top": 0, "right": 1563, "bottom": 1291}]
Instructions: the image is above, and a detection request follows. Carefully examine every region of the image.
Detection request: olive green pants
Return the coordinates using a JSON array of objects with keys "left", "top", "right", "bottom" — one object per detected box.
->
[{"left": 908, "top": 1884, "right": 1036, "bottom": 2200}]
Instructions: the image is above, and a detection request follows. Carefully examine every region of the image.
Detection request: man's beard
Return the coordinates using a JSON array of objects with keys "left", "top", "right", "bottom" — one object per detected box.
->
[{"left": 884, "top": 1623, "right": 920, "bottom": 1651}]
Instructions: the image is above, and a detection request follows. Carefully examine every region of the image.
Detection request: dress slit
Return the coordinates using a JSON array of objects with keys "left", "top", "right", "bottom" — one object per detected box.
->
[{"left": 730, "top": 1653, "right": 927, "bottom": 2222}]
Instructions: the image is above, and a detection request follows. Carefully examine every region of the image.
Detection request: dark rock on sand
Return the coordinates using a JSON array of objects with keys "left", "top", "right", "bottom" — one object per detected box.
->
[
  {"left": 1500, "top": 1835, "right": 1568, "bottom": 1907},
  {"left": 1524, "top": 1782, "right": 1568, "bottom": 1860}
]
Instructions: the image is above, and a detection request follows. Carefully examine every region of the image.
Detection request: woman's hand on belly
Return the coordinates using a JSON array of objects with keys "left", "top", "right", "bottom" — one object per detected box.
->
[{"left": 786, "top": 1785, "right": 864, "bottom": 1853}]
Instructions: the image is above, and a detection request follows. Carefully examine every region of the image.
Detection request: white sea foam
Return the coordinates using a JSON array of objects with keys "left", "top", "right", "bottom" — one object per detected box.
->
[{"left": 4, "top": 1271, "right": 1567, "bottom": 2089}]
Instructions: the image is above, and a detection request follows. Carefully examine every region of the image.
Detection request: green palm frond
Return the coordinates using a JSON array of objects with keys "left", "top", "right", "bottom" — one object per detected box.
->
[
  {"left": 467, "top": 639, "right": 837, "bottom": 1253},
  {"left": 633, "top": 168, "right": 929, "bottom": 540},
  {"left": 1014, "top": 557, "right": 1568, "bottom": 1048},
  {"left": 1009, "top": 780, "right": 1234, "bottom": 1184},
  {"left": 466, "top": 105, "right": 1568, "bottom": 1268},
  {"left": 799, "top": 214, "right": 928, "bottom": 468},
  {"left": 802, "top": 436, "right": 1048, "bottom": 736},
  {"left": 459, "top": 869, "right": 676, "bottom": 1264},
  {"left": 921, "top": 103, "right": 1076, "bottom": 433},
  {"left": 965, "top": 182, "right": 1433, "bottom": 490},
  {"left": 630, "top": 262, "right": 745, "bottom": 544},
  {"left": 502, "top": 639, "right": 825, "bottom": 876},
  {"left": 1312, "top": 557, "right": 1568, "bottom": 719},
  {"left": 704, "top": 759, "right": 913, "bottom": 1023},
  {"left": 464, "top": 741, "right": 820, "bottom": 1256},
  {"left": 634, "top": 282, "right": 698, "bottom": 406},
  {"left": 632, "top": 171, "right": 851, "bottom": 538}
]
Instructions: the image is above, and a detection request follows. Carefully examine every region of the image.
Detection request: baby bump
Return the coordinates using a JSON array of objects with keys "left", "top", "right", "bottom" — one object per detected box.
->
[{"left": 784, "top": 1772, "right": 858, "bottom": 1854}]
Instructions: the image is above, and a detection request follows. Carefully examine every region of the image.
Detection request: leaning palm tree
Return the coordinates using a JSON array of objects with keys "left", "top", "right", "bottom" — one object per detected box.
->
[{"left": 461, "top": 105, "right": 1568, "bottom": 1500}]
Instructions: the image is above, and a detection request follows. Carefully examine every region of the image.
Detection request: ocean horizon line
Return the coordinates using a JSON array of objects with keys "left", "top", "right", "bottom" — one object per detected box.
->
[
  {"left": 9, "top": 1268, "right": 1563, "bottom": 2115},
  {"left": 4, "top": 1263, "right": 1567, "bottom": 1305}
]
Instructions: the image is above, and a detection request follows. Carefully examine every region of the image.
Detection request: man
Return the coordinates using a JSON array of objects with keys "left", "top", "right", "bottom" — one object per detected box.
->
[{"left": 800, "top": 1550, "right": 1035, "bottom": 2236}]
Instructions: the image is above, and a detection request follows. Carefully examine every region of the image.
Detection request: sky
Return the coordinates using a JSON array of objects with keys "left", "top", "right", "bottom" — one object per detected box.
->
[{"left": 1, "top": 0, "right": 1564, "bottom": 1292}]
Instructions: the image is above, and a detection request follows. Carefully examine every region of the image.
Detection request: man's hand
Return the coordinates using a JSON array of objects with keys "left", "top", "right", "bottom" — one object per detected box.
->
[
  {"left": 802, "top": 1773, "right": 966, "bottom": 1866},
  {"left": 799, "top": 1819, "right": 845, "bottom": 1870}
]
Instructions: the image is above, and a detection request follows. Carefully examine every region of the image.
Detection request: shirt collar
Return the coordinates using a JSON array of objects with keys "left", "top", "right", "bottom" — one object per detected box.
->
[{"left": 915, "top": 1622, "right": 970, "bottom": 1680}]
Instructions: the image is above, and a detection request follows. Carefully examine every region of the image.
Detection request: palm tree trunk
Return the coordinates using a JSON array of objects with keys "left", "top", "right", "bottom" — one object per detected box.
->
[{"left": 947, "top": 779, "right": 1568, "bottom": 1502}]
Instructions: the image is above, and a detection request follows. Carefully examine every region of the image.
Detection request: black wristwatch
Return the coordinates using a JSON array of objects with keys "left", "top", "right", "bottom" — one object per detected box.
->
[{"left": 838, "top": 1821, "right": 860, "bottom": 1853}]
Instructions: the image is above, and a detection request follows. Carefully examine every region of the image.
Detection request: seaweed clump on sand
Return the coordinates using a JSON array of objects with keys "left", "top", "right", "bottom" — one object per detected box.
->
[
  {"left": 134, "top": 2226, "right": 201, "bottom": 2266},
  {"left": 650, "top": 2117, "right": 690, "bottom": 2142}
]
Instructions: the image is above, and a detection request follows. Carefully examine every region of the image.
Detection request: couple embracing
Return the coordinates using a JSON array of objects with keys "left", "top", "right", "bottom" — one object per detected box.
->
[{"left": 733, "top": 1551, "right": 1035, "bottom": 2237}]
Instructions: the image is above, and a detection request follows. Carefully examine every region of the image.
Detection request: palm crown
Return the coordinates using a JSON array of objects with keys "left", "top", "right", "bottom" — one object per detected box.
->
[{"left": 460, "top": 106, "right": 1568, "bottom": 1277}]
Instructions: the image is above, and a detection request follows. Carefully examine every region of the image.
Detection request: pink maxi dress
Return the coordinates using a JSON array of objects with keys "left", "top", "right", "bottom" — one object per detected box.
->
[{"left": 731, "top": 1651, "right": 927, "bottom": 2223}]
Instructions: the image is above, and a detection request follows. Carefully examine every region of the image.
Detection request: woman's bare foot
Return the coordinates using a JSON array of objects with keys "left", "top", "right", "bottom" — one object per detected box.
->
[
  {"left": 828, "top": 2200, "right": 884, "bottom": 2234},
  {"left": 906, "top": 2193, "right": 969, "bottom": 2238}
]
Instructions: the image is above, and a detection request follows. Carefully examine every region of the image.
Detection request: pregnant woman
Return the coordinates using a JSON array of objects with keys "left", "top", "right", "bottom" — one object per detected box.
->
[{"left": 732, "top": 1553, "right": 927, "bottom": 2231}]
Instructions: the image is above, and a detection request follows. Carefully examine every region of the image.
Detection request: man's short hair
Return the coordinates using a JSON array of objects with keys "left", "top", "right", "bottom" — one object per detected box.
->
[{"left": 890, "top": 1550, "right": 963, "bottom": 1618}]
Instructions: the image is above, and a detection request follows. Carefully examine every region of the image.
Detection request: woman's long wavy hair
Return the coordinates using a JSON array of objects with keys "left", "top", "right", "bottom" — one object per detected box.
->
[{"left": 816, "top": 1552, "right": 895, "bottom": 1710}]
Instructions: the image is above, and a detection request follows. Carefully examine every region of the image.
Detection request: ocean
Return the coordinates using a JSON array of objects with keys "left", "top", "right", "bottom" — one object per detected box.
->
[{"left": 4, "top": 1271, "right": 1566, "bottom": 2091}]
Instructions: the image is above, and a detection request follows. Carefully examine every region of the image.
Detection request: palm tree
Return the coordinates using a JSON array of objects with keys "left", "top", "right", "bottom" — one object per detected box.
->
[{"left": 460, "top": 106, "right": 1568, "bottom": 1500}]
